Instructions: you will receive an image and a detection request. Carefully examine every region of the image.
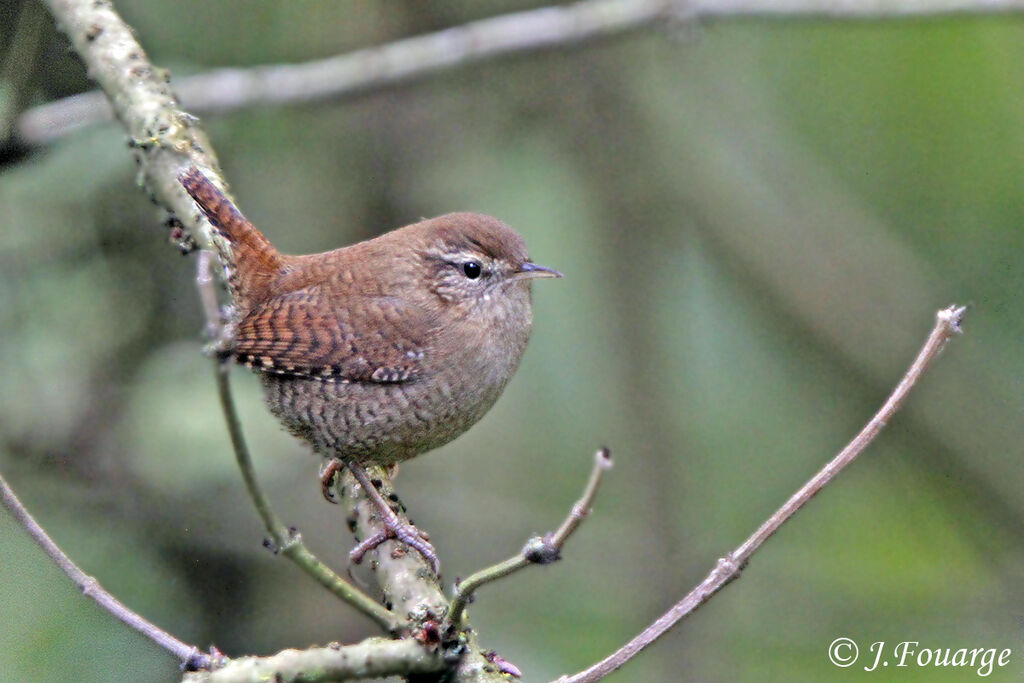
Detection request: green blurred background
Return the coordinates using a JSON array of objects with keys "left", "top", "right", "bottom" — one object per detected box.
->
[{"left": 2, "top": 1, "right": 1024, "bottom": 681}]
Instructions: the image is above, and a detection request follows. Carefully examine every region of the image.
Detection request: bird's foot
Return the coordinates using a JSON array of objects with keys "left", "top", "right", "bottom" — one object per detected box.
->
[
  {"left": 346, "top": 461, "right": 441, "bottom": 576},
  {"left": 349, "top": 519, "right": 438, "bottom": 575},
  {"left": 319, "top": 459, "right": 345, "bottom": 503}
]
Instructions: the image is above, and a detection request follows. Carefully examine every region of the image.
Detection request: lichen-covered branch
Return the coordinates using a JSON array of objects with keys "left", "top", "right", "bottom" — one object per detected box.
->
[
  {"left": 181, "top": 638, "right": 444, "bottom": 683},
  {"left": 337, "top": 468, "right": 509, "bottom": 683}
]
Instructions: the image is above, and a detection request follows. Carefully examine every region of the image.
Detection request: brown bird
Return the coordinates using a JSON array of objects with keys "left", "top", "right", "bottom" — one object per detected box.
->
[{"left": 179, "top": 168, "right": 560, "bottom": 574}]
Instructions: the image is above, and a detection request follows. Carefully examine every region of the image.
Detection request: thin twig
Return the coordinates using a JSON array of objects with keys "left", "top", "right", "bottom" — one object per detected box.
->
[
  {"left": 554, "top": 305, "right": 967, "bottom": 683},
  {"left": 550, "top": 448, "right": 614, "bottom": 547},
  {"left": 20, "top": 0, "right": 1024, "bottom": 146},
  {"left": 0, "top": 472, "right": 217, "bottom": 671},
  {"left": 448, "top": 448, "right": 613, "bottom": 628},
  {"left": 195, "top": 253, "right": 400, "bottom": 633}
]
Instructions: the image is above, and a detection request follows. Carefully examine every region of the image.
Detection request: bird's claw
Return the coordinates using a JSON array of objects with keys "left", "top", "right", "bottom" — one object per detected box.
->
[
  {"left": 349, "top": 520, "right": 440, "bottom": 575},
  {"left": 319, "top": 460, "right": 345, "bottom": 503}
]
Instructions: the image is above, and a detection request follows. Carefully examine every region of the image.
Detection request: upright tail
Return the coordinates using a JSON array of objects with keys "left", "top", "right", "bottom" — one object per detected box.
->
[{"left": 179, "top": 167, "right": 281, "bottom": 313}]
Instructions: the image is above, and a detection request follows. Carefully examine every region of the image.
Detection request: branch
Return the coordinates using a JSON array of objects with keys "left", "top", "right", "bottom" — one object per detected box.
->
[
  {"left": 19, "top": 0, "right": 1024, "bottom": 146},
  {"left": 447, "top": 448, "right": 613, "bottom": 628},
  {"left": 335, "top": 466, "right": 510, "bottom": 682},
  {"left": 0, "top": 472, "right": 219, "bottom": 671},
  {"left": 338, "top": 467, "right": 448, "bottom": 623},
  {"left": 554, "top": 304, "right": 967, "bottom": 683},
  {"left": 181, "top": 637, "right": 444, "bottom": 683}
]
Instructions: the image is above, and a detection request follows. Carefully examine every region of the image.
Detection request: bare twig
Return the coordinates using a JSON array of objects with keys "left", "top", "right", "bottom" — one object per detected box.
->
[
  {"left": 194, "top": 252, "right": 399, "bottom": 633},
  {"left": 554, "top": 305, "right": 967, "bottom": 683},
  {"left": 181, "top": 637, "right": 444, "bottom": 683},
  {"left": 447, "top": 448, "right": 613, "bottom": 628},
  {"left": 19, "top": 0, "right": 1024, "bottom": 146},
  {"left": 0, "top": 472, "right": 218, "bottom": 670},
  {"left": 549, "top": 448, "right": 614, "bottom": 547}
]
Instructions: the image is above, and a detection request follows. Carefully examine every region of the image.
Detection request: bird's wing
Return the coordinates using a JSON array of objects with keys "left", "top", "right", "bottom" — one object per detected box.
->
[{"left": 231, "top": 286, "right": 434, "bottom": 383}]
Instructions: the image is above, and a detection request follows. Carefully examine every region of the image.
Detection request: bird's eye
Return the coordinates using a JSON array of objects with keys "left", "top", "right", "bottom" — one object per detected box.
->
[{"left": 462, "top": 261, "right": 482, "bottom": 279}]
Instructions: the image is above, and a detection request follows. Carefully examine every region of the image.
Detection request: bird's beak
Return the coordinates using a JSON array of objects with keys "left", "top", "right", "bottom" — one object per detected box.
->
[{"left": 512, "top": 262, "right": 563, "bottom": 281}]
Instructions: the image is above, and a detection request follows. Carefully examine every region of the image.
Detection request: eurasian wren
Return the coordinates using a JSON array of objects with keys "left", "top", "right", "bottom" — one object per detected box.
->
[{"left": 180, "top": 168, "right": 560, "bottom": 573}]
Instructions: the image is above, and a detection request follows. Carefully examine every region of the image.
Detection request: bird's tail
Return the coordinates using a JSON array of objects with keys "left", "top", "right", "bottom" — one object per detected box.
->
[{"left": 179, "top": 167, "right": 281, "bottom": 313}]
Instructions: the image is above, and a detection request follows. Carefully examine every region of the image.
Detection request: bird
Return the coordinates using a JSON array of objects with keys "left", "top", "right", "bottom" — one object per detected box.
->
[{"left": 179, "top": 167, "right": 560, "bottom": 574}]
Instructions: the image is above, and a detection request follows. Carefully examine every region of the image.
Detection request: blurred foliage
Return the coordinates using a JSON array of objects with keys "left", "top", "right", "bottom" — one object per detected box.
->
[{"left": 2, "top": 1, "right": 1024, "bottom": 681}]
